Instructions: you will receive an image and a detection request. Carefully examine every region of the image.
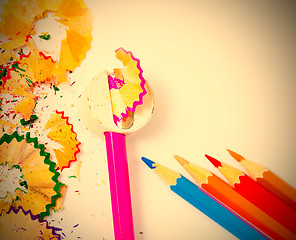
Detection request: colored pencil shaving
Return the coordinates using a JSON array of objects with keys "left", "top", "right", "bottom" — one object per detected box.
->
[
  {"left": 227, "top": 149, "right": 296, "bottom": 211},
  {"left": 174, "top": 155, "right": 296, "bottom": 240},
  {"left": 205, "top": 154, "right": 296, "bottom": 235},
  {"left": 141, "top": 157, "right": 268, "bottom": 240}
]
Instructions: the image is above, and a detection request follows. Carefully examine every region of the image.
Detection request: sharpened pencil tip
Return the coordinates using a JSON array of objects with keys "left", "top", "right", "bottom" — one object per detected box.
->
[
  {"left": 205, "top": 154, "right": 222, "bottom": 168},
  {"left": 227, "top": 149, "right": 245, "bottom": 162},
  {"left": 174, "top": 155, "right": 189, "bottom": 166},
  {"left": 141, "top": 157, "right": 156, "bottom": 169}
]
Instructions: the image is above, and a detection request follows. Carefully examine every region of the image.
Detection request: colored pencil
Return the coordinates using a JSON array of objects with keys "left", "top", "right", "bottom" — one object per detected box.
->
[
  {"left": 227, "top": 149, "right": 296, "bottom": 211},
  {"left": 141, "top": 157, "right": 268, "bottom": 240},
  {"left": 175, "top": 155, "right": 296, "bottom": 240},
  {"left": 205, "top": 154, "right": 296, "bottom": 235}
]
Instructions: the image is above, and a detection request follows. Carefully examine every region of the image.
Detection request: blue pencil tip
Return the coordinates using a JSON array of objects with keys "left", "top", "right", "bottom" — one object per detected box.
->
[{"left": 141, "top": 157, "right": 156, "bottom": 169}]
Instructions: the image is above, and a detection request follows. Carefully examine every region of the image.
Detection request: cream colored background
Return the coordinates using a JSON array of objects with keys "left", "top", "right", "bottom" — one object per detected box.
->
[{"left": 2, "top": 0, "right": 296, "bottom": 239}]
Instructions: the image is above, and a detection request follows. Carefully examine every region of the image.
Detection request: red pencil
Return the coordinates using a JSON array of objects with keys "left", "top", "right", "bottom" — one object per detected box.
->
[{"left": 205, "top": 154, "right": 296, "bottom": 235}]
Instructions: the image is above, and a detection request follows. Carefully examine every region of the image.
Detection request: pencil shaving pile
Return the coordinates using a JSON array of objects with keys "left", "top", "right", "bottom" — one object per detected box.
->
[{"left": 0, "top": 0, "right": 93, "bottom": 238}]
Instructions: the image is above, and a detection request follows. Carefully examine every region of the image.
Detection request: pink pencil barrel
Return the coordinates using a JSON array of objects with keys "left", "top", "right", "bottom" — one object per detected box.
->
[{"left": 104, "top": 131, "right": 135, "bottom": 240}]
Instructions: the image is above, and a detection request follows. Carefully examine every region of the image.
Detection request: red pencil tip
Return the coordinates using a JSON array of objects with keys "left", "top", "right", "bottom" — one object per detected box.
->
[
  {"left": 227, "top": 149, "right": 245, "bottom": 162},
  {"left": 205, "top": 154, "right": 222, "bottom": 168}
]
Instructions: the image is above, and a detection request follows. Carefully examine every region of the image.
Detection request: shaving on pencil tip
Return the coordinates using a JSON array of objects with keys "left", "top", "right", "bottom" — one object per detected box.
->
[
  {"left": 174, "top": 155, "right": 189, "bottom": 166},
  {"left": 205, "top": 154, "right": 222, "bottom": 168},
  {"left": 227, "top": 149, "right": 245, "bottom": 162},
  {"left": 141, "top": 157, "right": 156, "bottom": 169}
]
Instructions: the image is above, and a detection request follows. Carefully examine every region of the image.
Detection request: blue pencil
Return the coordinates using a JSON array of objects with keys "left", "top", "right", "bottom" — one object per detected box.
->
[{"left": 142, "top": 157, "right": 269, "bottom": 240}]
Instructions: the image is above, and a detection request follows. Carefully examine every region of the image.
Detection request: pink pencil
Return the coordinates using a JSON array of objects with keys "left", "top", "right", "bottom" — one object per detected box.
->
[
  {"left": 105, "top": 132, "right": 134, "bottom": 240},
  {"left": 81, "top": 49, "right": 155, "bottom": 240}
]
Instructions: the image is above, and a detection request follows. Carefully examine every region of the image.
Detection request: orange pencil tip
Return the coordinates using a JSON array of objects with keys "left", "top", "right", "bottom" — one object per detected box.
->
[
  {"left": 205, "top": 154, "right": 222, "bottom": 168},
  {"left": 227, "top": 149, "right": 245, "bottom": 162},
  {"left": 174, "top": 155, "right": 189, "bottom": 166}
]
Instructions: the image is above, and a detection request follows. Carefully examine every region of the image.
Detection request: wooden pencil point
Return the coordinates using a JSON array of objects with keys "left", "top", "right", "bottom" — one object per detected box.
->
[
  {"left": 227, "top": 149, "right": 245, "bottom": 162},
  {"left": 205, "top": 154, "right": 222, "bottom": 168},
  {"left": 174, "top": 155, "right": 189, "bottom": 166}
]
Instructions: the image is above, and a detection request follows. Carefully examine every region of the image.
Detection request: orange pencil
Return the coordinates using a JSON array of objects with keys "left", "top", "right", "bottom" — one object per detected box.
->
[
  {"left": 227, "top": 149, "right": 296, "bottom": 211},
  {"left": 174, "top": 155, "right": 296, "bottom": 240},
  {"left": 205, "top": 154, "right": 296, "bottom": 235}
]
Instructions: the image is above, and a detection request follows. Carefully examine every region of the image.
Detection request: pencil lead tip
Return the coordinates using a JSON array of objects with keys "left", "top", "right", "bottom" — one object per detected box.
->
[
  {"left": 205, "top": 154, "right": 222, "bottom": 168},
  {"left": 174, "top": 155, "right": 189, "bottom": 166},
  {"left": 141, "top": 157, "right": 156, "bottom": 169},
  {"left": 227, "top": 149, "right": 245, "bottom": 162}
]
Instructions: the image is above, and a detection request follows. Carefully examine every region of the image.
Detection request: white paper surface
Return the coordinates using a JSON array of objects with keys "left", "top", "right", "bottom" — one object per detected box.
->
[{"left": 1, "top": 0, "right": 296, "bottom": 239}]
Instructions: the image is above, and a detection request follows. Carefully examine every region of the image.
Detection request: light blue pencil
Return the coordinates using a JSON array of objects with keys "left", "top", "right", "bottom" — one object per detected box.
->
[{"left": 142, "top": 157, "right": 268, "bottom": 240}]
